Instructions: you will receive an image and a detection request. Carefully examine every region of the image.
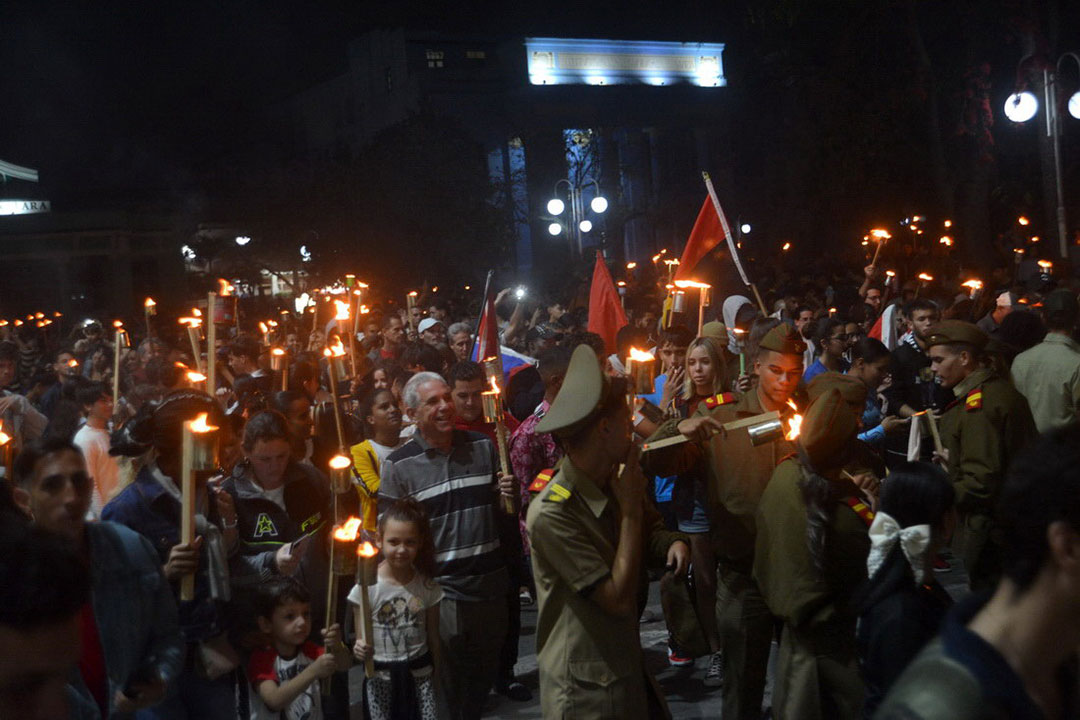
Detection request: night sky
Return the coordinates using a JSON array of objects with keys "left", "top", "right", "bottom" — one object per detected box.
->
[{"left": 3, "top": 0, "right": 1079, "bottom": 262}]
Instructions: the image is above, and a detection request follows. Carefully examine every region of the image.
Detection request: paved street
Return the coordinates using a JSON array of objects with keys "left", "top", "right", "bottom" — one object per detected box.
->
[{"left": 350, "top": 549, "right": 970, "bottom": 719}]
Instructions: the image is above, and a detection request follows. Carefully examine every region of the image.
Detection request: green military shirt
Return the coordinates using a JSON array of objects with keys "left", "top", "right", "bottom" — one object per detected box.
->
[
  {"left": 940, "top": 368, "right": 1037, "bottom": 515},
  {"left": 526, "top": 456, "right": 685, "bottom": 719},
  {"left": 753, "top": 458, "right": 871, "bottom": 633},
  {"left": 645, "top": 387, "right": 796, "bottom": 562}
]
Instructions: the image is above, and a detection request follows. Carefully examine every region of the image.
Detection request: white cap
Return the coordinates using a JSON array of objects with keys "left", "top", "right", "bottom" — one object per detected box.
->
[
  {"left": 418, "top": 317, "right": 444, "bottom": 334},
  {"left": 996, "top": 291, "right": 1014, "bottom": 308}
]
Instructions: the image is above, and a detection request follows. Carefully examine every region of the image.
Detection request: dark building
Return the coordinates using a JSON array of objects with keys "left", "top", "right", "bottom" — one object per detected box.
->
[{"left": 275, "top": 30, "right": 733, "bottom": 278}]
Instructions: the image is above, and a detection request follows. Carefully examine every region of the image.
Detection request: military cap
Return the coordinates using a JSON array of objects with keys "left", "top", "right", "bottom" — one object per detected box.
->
[
  {"left": 758, "top": 323, "right": 807, "bottom": 356},
  {"left": 701, "top": 321, "right": 727, "bottom": 342},
  {"left": 807, "top": 371, "right": 867, "bottom": 407},
  {"left": 798, "top": 388, "right": 859, "bottom": 470},
  {"left": 925, "top": 320, "right": 988, "bottom": 350},
  {"left": 536, "top": 344, "right": 613, "bottom": 437}
]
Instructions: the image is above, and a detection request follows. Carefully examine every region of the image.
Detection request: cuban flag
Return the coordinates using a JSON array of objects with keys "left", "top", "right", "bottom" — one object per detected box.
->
[{"left": 471, "top": 270, "right": 536, "bottom": 380}]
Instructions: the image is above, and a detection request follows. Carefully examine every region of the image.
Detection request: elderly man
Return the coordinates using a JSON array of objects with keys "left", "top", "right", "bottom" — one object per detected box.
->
[
  {"left": 11, "top": 438, "right": 184, "bottom": 718},
  {"left": 378, "top": 371, "right": 517, "bottom": 720},
  {"left": 447, "top": 322, "right": 472, "bottom": 362}
]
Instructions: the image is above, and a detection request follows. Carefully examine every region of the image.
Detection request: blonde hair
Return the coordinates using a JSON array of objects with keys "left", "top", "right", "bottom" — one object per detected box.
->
[{"left": 683, "top": 336, "right": 726, "bottom": 399}]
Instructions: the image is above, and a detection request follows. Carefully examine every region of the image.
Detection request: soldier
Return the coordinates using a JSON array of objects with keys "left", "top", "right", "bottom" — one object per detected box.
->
[
  {"left": 754, "top": 388, "right": 872, "bottom": 720},
  {"left": 527, "top": 345, "right": 689, "bottom": 719},
  {"left": 926, "top": 320, "right": 1038, "bottom": 589},
  {"left": 645, "top": 324, "right": 805, "bottom": 720}
]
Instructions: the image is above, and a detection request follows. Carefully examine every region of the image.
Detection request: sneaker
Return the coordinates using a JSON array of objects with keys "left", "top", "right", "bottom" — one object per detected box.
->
[
  {"left": 703, "top": 651, "right": 723, "bottom": 687},
  {"left": 496, "top": 680, "right": 532, "bottom": 702},
  {"left": 519, "top": 587, "right": 534, "bottom": 605},
  {"left": 667, "top": 645, "right": 693, "bottom": 667}
]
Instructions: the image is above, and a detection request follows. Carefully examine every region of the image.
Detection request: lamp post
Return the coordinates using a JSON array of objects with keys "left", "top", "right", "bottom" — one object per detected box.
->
[
  {"left": 545, "top": 178, "right": 608, "bottom": 259},
  {"left": 1004, "top": 52, "right": 1080, "bottom": 259}
]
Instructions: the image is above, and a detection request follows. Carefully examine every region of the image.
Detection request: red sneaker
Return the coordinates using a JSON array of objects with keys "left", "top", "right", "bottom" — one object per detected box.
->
[{"left": 667, "top": 646, "right": 693, "bottom": 667}]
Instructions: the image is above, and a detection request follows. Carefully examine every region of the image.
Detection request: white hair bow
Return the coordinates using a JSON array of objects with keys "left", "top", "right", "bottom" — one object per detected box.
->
[{"left": 867, "top": 511, "right": 932, "bottom": 584}]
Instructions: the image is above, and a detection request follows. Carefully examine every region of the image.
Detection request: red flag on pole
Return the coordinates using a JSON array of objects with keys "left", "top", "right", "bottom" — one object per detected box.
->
[
  {"left": 472, "top": 270, "right": 503, "bottom": 375},
  {"left": 674, "top": 196, "right": 724, "bottom": 282},
  {"left": 587, "top": 251, "right": 628, "bottom": 356}
]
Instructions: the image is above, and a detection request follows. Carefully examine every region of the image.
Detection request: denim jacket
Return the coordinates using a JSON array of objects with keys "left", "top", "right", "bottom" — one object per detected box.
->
[
  {"left": 101, "top": 466, "right": 227, "bottom": 643},
  {"left": 67, "top": 521, "right": 185, "bottom": 719}
]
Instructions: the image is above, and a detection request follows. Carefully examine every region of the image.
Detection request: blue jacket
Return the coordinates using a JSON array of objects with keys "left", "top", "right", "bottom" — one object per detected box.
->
[
  {"left": 102, "top": 466, "right": 226, "bottom": 643},
  {"left": 67, "top": 521, "right": 185, "bottom": 719}
]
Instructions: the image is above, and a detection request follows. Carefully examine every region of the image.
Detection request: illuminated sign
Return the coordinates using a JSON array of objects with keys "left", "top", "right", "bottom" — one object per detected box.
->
[
  {"left": 525, "top": 38, "right": 725, "bottom": 88},
  {"left": 0, "top": 200, "right": 51, "bottom": 216}
]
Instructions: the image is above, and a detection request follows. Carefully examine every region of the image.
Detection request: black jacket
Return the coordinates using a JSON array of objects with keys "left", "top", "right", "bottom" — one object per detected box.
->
[{"left": 855, "top": 548, "right": 952, "bottom": 718}]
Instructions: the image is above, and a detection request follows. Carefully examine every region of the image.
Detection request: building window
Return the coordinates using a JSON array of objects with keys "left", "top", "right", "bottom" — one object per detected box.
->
[
  {"left": 466, "top": 50, "right": 486, "bottom": 60},
  {"left": 426, "top": 50, "right": 444, "bottom": 68}
]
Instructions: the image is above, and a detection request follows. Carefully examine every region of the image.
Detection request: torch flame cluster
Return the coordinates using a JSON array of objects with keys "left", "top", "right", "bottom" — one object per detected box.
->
[
  {"left": 0, "top": 422, "right": 11, "bottom": 446},
  {"left": 628, "top": 347, "right": 656, "bottom": 362},
  {"left": 332, "top": 517, "right": 362, "bottom": 542},
  {"left": 189, "top": 412, "right": 218, "bottom": 434},
  {"left": 785, "top": 400, "right": 803, "bottom": 441},
  {"left": 673, "top": 280, "right": 711, "bottom": 289},
  {"left": 357, "top": 541, "right": 378, "bottom": 558},
  {"left": 324, "top": 339, "right": 346, "bottom": 358},
  {"left": 334, "top": 300, "right": 351, "bottom": 321}
]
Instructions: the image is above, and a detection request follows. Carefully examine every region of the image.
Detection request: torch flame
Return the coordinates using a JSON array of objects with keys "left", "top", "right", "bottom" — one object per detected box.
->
[
  {"left": 333, "top": 517, "right": 362, "bottom": 542},
  {"left": 885, "top": 270, "right": 896, "bottom": 277},
  {"left": 323, "top": 339, "right": 346, "bottom": 358},
  {"left": 626, "top": 262, "right": 637, "bottom": 270},
  {"left": 673, "top": 280, "right": 712, "bottom": 289},
  {"left": 785, "top": 400, "right": 803, "bottom": 441},
  {"left": 961, "top": 280, "right": 983, "bottom": 291},
  {"left": 68, "top": 359, "right": 79, "bottom": 368},
  {"left": 0, "top": 422, "right": 10, "bottom": 446},
  {"left": 34, "top": 312, "right": 44, "bottom": 320},
  {"left": 1038, "top": 260, "right": 1053, "bottom": 270},
  {"left": 271, "top": 347, "right": 285, "bottom": 357},
  {"left": 782, "top": 242, "right": 792, "bottom": 251},
  {"left": 259, "top": 322, "right": 269, "bottom": 334},
  {"left": 357, "top": 541, "right": 378, "bottom": 558},
  {"left": 939, "top": 236, "right": 953, "bottom": 246},
  {"left": 329, "top": 454, "right": 352, "bottom": 471},
  {"left": 651, "top": 253, "right": 662, "bottom": 263},
  {"left": 483, "top": 376, "right": 501, "bottom": 395},
  {"left": 628, "top": 347, "right": 655, "bottom": 362},
  {"left": 918, "top": 273, "right": 934, "bottom": 282},
  {"left": 1018, "top": 216, "right": 1030, "bottom": 226},
  {"left": 145, "top": 297, "right": 156, "bottom": 309},
  {"left": 178, "top": 317, "right": 202, "bottom": 328},
  {"left": 189, "top": 413, "right": 218, "bottom": 434},
  {"left": 334, "top": 300, "right": 350, "bottom": 321},
  {"left": 186, "top": 371, "right": 207, "bottom": 383},
  {"left": 113, "top": 320, "right": 123, "bottom": 329},
  {"left": 869, "top": 228, "right": 892, "bottom": 240},
  {"left": 217, "top": 279, "right": 234, "bottom": 296},
  {"left": 408, "top": 291, "right": 419, "bottom": 298}
]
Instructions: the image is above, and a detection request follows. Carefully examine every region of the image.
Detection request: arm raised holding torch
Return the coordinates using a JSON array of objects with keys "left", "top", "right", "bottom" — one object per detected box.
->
[{"left": 481, "top": 359, "right": 517, "bottom": 515}]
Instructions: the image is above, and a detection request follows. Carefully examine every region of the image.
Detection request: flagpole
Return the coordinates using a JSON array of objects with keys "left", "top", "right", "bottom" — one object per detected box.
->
[
  {"left": 469, "top": 270, "right": 495, "bottom": 362},
  {"left": 701, "top": 172, "right": 768, "bottom": 316}
]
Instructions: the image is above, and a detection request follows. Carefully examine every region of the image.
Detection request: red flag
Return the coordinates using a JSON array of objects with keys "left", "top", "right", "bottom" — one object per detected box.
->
[
  {"left": 587, "top": 252, "right": 628, "bottom": 356},
  {"left": 674, "top": 196, "right": 723, "bottom": 282},
  {"left": 472, "top": 271, "right": 503, "bottom": 375}
]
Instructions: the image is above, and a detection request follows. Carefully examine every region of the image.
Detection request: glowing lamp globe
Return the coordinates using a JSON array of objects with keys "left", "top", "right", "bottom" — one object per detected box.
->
[
  {"left": 579, "top": 220, "right": 593, "bottom": 233},
  {"left": 547, "top": 222, "right": 562, "bottom": 236},
  {"left": 1070, "top": 91, "right": 1080, "bottom": 121},
  {"left": 1003, "top": 92, "right": 1038, "bottom": 123},
  {"left": 590, "top": 196, "right": 608, "bottom": 213},
  {"left": 547, "top": 198, "right": 565, "bottom": 216}
]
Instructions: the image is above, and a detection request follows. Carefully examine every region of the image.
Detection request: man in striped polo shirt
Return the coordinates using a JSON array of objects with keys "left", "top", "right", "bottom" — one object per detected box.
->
[{"left": 378, "top": 371, "right": 518, "bottom": 720}]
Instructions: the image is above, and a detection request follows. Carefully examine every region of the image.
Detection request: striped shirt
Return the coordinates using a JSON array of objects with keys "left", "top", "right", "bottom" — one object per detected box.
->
[{"left": 378, "top": 430, "right": 508, "bottom": 602}]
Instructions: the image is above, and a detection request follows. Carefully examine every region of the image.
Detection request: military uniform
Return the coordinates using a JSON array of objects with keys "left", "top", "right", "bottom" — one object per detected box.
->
[
  {"left": 644, "top": 324, "right": 805, "bottom": 720},
  {"left": 754, "top": 389, "right": 871, "bottom": 720},
  {"left": 527, "top": 345, "right": 687, "bottom": 719},
  {"left": 927, "top": 322, "right": 1038, "bottom": 589}
]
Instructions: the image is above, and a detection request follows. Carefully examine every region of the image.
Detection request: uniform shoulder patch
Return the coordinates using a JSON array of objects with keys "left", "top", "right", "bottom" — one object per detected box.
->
[
  {"left": 965, "top": 389, "right": 983, "bottom": 412},
  {"left": 528, "top": 469, "right": 554, "bottom": 494},
  {"left": 544, "top": 482, "right": 572, "bottom": 503},
  {"left": 844, "top": 496, "right": 875, "bottom": 528},
  {"left": 704, "top": 392, "right": 736, "bottom": 409}
]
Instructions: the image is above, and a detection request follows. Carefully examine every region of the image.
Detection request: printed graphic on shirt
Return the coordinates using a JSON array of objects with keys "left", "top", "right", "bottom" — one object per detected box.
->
[
  {"left": 253, "top": 513, "right": 279, "bottom": 538},
  {"left": 248, "top": 644, "right": 324, "bottom": 720},
  {"left": 375, "top": 594, "right": 425, "bottom": 657}
]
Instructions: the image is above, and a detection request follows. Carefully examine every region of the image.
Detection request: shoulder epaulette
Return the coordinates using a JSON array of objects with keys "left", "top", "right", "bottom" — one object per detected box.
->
[
  {"left": 704, "top": 392, "right": 737, "bottom": 409},
  {"left": 528, "top": 469, "right": 555, "bottom": 494},
  {"left": 845, "top": 496, "right": 875, "bottom": 528},
  {"left": 965, "top": 389, "right": 983, "bottom": 412},
  {"left": 543, "top": 482, "right": 572, "bottom": 503}
]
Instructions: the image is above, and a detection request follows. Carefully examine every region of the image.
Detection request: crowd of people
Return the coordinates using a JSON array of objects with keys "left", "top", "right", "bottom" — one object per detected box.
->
[{"left": 2, "top": 241, "right": 1080, "bottom": 720}]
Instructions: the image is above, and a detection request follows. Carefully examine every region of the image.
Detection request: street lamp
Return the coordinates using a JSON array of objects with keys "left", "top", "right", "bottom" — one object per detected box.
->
[
  {"left": 235, "top": 235, "right": 251, "bottom": 246},
  {"left": 545, "top": 177, "right": 607, "bottom": 258},
  {"left": 1005, "top": 52, "right": 1080, "bottom": 258}
]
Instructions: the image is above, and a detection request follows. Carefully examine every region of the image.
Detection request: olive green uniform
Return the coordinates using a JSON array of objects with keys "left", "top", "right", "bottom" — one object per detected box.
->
[
  {"left": 646, "top": 387, "right": 796, "bottom": 720},
  {"left": 940, "top": 367, "right": 1037, "bottom": 589},
  {"left": 527, "top": 456, "right": 687, "bottom": 719},
  {"left": 754, "top": 458, "right": 871, "bottom": 720}
]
